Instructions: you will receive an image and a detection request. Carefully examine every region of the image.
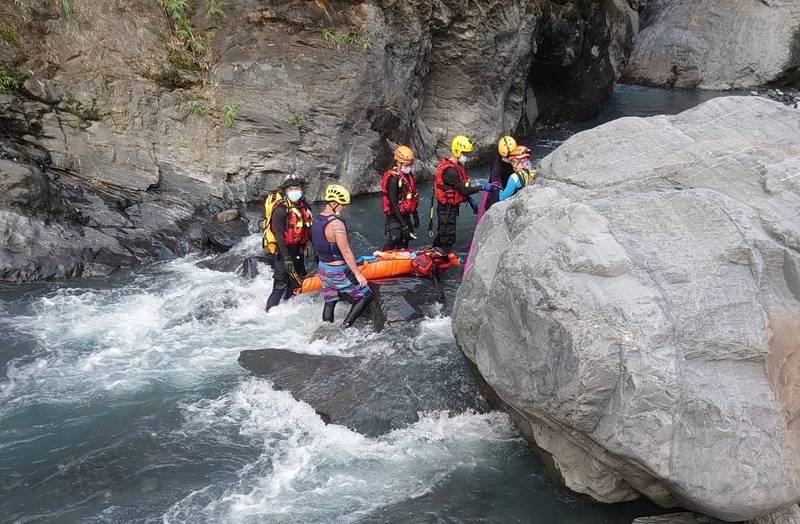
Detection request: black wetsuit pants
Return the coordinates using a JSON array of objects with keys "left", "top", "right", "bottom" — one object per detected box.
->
[
  {"left": 433, "top": 203, "right": 459, "bottom": 253},
  {"left": 383, "top": 215, "right": 411, "bottom": 250},
  {"left": 265, "top": 245, "right": 306, "bottom": 312}
]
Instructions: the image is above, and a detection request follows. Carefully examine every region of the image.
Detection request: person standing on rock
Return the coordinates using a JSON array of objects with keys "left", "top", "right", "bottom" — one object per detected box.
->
[
  {"left": 498, "top": 145, "right": 537, "bottom": 201},
  {"left": 311, "top": 184, "right": 373, "bottom": 328},
  {"left": 480, "top": 135, "right": 517, "bottom": 214},
  {"left": 431, "top": 135, "right": 493, "bottom": 252},
  {"left": 263, "top": 174, "right": 314, "bottom": 312},
  {"left": 381, "top": 145, "right": 420, "bottom": 250}
]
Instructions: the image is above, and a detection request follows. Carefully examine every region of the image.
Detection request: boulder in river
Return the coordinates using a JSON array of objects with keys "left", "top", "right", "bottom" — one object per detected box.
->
[
  {"left": 453, "top": 96, "right": 800, "bottom": 521},
  {"left": 623, "top": 0, "right": 800, "bottom": 89},
  {"left": 238, "top": 344, "right": 487, "bottom": 437}
]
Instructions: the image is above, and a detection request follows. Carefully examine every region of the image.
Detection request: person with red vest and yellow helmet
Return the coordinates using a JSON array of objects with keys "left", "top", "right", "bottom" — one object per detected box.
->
[
  {"left": 264, "top": 174, "right": 313, "bottom": 312},
  {"left": 431, "top": 135, "right": 493, "bottom": 252},
  {"left": 381, "top": 144, "right": 420, "bottom": 250}
]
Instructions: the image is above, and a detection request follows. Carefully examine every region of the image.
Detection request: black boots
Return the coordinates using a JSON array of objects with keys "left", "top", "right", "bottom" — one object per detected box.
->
[{"left": 321, "top": 294, "right": 373, "bottom": 328}]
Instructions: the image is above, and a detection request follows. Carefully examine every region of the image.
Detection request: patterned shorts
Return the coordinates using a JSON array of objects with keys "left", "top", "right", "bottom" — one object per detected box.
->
[{"left": 318, "top": 262, "right": 372, "bottom": 303}]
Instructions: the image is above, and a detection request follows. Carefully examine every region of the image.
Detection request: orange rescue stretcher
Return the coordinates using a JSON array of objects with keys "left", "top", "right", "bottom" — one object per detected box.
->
[{"left": 297, "top": 249, "right": 459, "bottom": 294}]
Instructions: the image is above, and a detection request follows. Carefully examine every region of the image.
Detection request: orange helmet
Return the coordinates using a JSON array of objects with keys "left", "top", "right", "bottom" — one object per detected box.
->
[
  {"left": 394, "top": 145, "right": 414, "bottom": 165},
  {"left": 508, "top": 145, "right": 531, "bottom": 161}
]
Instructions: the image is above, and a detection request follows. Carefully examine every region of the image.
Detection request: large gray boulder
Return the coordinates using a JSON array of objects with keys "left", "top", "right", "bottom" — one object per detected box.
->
[
  {"left": 453, "top": 96, "right": 800, "bottom": 521},
  {"left": 623, "top": 0, "right": 800, "bottom": 89}
]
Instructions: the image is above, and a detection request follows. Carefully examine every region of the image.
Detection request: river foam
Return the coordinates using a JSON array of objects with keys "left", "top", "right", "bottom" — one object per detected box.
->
[{"left": 165, "top": 377, "right": 516, "bottom": 524}]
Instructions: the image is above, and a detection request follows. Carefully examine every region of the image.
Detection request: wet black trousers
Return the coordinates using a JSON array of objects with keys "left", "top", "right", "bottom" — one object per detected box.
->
[
  {"left": 432, "top": 204, "right": 459, "bottom": 253},
  {"left": 383, "top": 216, "right": 411, "bottom": 251},
  {"left": 265, "top": 246, "right": 306, "bottom": 312}
]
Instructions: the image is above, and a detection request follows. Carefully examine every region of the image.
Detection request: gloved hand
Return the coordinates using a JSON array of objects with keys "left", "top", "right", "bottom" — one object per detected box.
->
[
  {"left": 468, "top": 198, "right": 479, "bottom": 215},
  {"left": 480, "top": 182, "right": 495, "bottom": 192},
  {"left": 285, "top": 263, "right": 302, "bottom": 287}
]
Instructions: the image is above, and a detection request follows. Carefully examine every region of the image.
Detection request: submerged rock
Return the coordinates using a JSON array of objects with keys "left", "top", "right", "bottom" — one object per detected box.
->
[
  {"left": 238, "top": 344, "right": 487, "bottom": 437},
  {"left": 454, "top": 96, "right": 800, "bottom": 521},
  {"left": 624, "top": 0, "right": 800, "bottom": 89},
  {"left": 369, "top": 278, "right": 444, "bottom": 331}
]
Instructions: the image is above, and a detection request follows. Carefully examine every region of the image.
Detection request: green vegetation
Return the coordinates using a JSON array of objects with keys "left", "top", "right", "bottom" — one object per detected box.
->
[
  {"left": 222, "top": 103, "right": 238, "bottom": 128},
  {"left": 206, "top": 0, "right": 226, "bottom": 20},
  {"left": 281, "top": 111, "right": 302, "bottom": 128},
  {"left": 0, "top": 24, "right": 18, "bottom": 46},
  {"left": 322, "top": 28, "right": 372, "bottom": 51},
  {"left": 0, "top": 64, "right": 20, "bottom": 93},
  {"left": 186, "top": 102, "right": 204, "bottom": 117},
  {"left": 60, "top": 0, "right": 74, "bottom": 19},
  {"left": 162, "top": 0, "right": 205, "bottom": 71}
]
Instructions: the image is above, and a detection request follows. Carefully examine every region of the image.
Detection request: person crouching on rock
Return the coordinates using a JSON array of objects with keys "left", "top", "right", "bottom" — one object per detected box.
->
[
  {"left": 381, "top": 145, "right": 420, "bottom": 250},
  {"left": 498, "top": 145, "right": 537, "bottom": 201},
  {"left": 311, "top": 184, "right": 373, "bottom": 328},
  {"left": 264, "top": 175, "right": 313, "bottom": 312},
  {"left": 432, "top": 135, "right": 494, "bottom": 252}
]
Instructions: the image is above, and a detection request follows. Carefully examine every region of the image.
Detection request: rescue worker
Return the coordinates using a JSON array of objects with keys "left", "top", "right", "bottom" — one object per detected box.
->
[
  {"left": 311, "top": 184, "right": 373, "bottom": 328},
  {"left": 264, "top": 174, "right": 313, "bottom": 312},
  {"left": 483, "top": 135, "right": 517, "bottom": 211},
  {"left": 498, "top": 145, "right": 537, "bottom": 201},
  {"left": 432, "top": 135, "right": 493, "bottom": 252},
  {"left": 381, "top": 145, "right": 420, "bottom": 250}
]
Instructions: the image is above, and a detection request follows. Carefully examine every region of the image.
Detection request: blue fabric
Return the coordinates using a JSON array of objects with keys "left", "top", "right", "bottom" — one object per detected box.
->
[
  {"left": 499, "top": 173, "right": 524, "bottom": 201},
  {"left": 311, "top": 215, "right": 344, "bottom": 263}
]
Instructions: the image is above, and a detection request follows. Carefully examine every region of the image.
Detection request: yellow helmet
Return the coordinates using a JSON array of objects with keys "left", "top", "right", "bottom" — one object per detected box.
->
[
  {"left": 394, "top": 145, "right": 414, "bottom": 165},
  {"left": 450, "top": 135, "right": 474, "bottom": 158},
  {"left": 497, "top": 136, "right": 517, "bottom": 158},
  {"left": 324, "top": 184, "right": 351, "bottom": 205}
]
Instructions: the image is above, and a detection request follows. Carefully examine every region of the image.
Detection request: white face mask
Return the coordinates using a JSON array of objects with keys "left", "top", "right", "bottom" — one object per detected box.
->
[
  {"left": 287, "top": 190, "right": 303, "bottom": 202},
  {"left": 400, "top": 164, "right": 413, "bottom": 175}
]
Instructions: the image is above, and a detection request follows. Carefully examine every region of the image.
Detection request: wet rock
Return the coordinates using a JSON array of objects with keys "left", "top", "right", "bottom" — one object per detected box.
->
[
  {"left": 238, "top": 345, "right": 487, "bottom": 437},
  {"left": 369, "top": 278, "right": 444, "bottom": 331},
  {"left": 196, "top": 251, "right": 272, "bottom": 277},
  {"left": 632, "top": 514, "right": 722, "bottom": 524},
  {"left": 624, "top": 0, "right": 800, "bottom": 89},
  {"left": 194, "top": 217, "right": 251, "bottom": 252},
  {"left": 239, "top": 256, "right": 271, "bottom": 279},
  {"left": 454, "top": 97, "right": 800, "bottom": 521},
  {"left": 215, "top": 209, "right": 239, "bottom": 223}
]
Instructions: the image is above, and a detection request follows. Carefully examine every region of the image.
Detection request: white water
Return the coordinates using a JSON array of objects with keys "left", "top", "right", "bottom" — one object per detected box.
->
[
  {"left": 166, "top": 381, "right": 514, "bottom": 523},
  {"left": 1, "top": 235, "right": 525, "bottom": 522}
]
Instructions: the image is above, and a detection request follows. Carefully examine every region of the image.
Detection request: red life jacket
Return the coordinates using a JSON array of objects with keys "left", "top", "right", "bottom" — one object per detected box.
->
[
  {"left": 282, "top": 200, "right": 313, "bottom": 246},
  {"left": 380, "top": 167, "right": 419, "bottom": 216},
  {"left": 434, "top": 158, "right": 470, "bottom": 206}
]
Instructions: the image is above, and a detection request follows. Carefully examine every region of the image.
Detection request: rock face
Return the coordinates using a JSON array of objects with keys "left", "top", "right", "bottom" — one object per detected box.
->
[
  {"left": 623, "top": 0, "right": 800, "bottom": 89},
  {"left": 0, "top": 0, "right": 636, "bottom": 282},
  {"left": 453, "top": 96, "right": 800, "bottom": 521}
]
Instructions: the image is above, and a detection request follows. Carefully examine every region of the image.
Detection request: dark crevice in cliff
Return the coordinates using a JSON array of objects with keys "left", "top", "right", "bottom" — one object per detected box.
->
[{"left": 526, "top": 2, "right": 619, "bottom": 126}]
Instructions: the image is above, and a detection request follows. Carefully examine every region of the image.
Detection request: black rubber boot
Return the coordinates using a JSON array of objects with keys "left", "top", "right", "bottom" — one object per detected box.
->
[
  {"left": 322, "top": 302, "right": 336, "bottom": 323},
  {"left": 265, "top": 285, "right": 285, "bottom": 312},
  {"left": 342, "top": 294, "right": 373, "bottom": 328}
]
